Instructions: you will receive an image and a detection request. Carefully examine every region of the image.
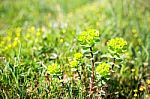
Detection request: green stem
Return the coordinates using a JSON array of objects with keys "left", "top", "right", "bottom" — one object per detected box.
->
[{"left": 89, "top": 47, "right": 95, "bottom": 93}]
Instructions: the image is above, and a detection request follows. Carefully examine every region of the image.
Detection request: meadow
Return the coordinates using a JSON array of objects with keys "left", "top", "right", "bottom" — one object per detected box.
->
[{"left": 0, "top": 0, "right": 150, "bottom": 98}]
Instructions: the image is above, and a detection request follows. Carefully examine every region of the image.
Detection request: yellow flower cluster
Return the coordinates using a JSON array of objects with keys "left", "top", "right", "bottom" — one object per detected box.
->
[
  {"left": 0, "top": 28, "right": 21, "bottom": 53},
  {"left": 96, "top": 62, "right": 110, "bottom": 77},
  {"left": 69, "top": 60, "right": 78, "bottom": 68},
  {"left": 78, "top": 29, "right": 99, "bottom": 46},
  {"left": 139, "top": 86, "right": 146, "bottom": 91},
  {"left": 107, "top": 37, "right": 127, "bottom": 54},
  {"left": 74, "top": 52, "right": 83, "bottom": 60},
  {"left": 0, "top": 26, "right": 44, "bottom": 55},
  {"left": 146, "top": 79, "right": 150, "bottom": 85},
  {"left": 133, "top": 89, "right": 138, "bottom": 97},
  {"left": 69, "top": 53, "right": 83, "bottom": 68},
  {"left": 25, "top": 26, "right": 42, "bottom": 40},
  {"left": 47, "top": 63, "right": 60, "bottom": 75}
]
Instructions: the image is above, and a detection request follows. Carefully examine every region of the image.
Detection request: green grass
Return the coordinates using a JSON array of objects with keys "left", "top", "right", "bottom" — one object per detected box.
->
[{"left": 0, "top": 0, "right": 150, "bottom": 98}]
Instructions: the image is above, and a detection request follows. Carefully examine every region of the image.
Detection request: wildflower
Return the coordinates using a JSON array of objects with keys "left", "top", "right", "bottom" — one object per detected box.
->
[
  {"left": 107, "top": 37, "right": 127, "bottom": 54},
  {"left": 15, "top": 27, "right": 21, "bottom": 33},
  {"left": 36, "top": 29, "right": 41, "bottom": 37},
  {"left": 139, "top": 86, "right": 146, "bottom": 91},
  {"left": 134, "top": 93, "right": 137, "bottom": 97},
  {"left": 146, "top": 79, "right": 150, "bottom": 85},
  {"left": 69, "top": 60, "right": 78, "bottom": 68},
  {"left": 133, "top": 89, "right": 138, "bottom": 93},
  {"left": 7, "top": 31, "right": 12, "bottom": 37},
  {"left": 146, "top": 94, "right": 150, "bottom": 98},
  {"left": 47, "top": 63, "right": 60, "bottom": 75},
  {"left": 60, "top": 39, "right": 64, "bottom": 43},
  {"left": 15, "top": 27, "right": 21, "bottom": 37},
  {"left": 96, "top": 62, "right": 110, "bottom": 77},
  {"left": 0, "top": 41, "right": 4, "bottom": 47},
  {"left": 78, "top": 29, "right": 99, "bottom": 46},
  {"left": 12, "top": 41, "right": 18, "bottom": 48},
  {"left": 6, "top": 36, "right": 11, "bottom": 42},
  {"left": 26, "top": 34, "right": 31, "bottom": 39},
  {"left": 8, "top": 44, "right": 12, "bottom": 49},
  {"left": 28, "top": 26, "right": 35, "bottom": 33},
  {"left": 74, "top": 53, "right": 83, "bottom": 60}
]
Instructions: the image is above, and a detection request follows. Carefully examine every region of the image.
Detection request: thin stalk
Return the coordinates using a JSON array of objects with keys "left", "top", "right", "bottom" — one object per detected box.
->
[
  {"left": 77, "top": 69, "right": 81, "bottom": 80},
  {"left": 89, "top": 47, "right": 95, "bottom": 92}
]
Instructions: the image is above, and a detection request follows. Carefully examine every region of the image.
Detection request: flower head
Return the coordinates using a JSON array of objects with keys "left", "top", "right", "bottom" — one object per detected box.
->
[
  {"left": 139, "top": 86, "right": 146, "bottom": 91},
  {"left": 78, "top": 29, "right": 99, "bottom": 46},
  {"left": 47, "top": 63, "right": 60, "bottom": 75},
  {"left": 96, "top": 62, "right": 110, "bottom": 77},
  {"left": 107, "top": 37, "right": 127, "bottom": 54},
  {"left": 146, "top": 79, "right": 150, "bottom": 85},
  {"left": 74, "top": 52, "right": 83, "bottom": 60},
  {"left": 134, "top": 93, "right": 137, "bottom": 97},
  {"left": 69, "top": 60, "right": 78, "bottom": 68}
]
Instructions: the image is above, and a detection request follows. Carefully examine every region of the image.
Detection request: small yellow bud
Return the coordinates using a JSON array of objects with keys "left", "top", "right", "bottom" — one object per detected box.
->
[
  {"left": 146, "top": 79, "right": 150, "bottom": 85},
  {"left": 134, "top": 93, "right": 137, "bottom": 97},
  {"left": 139, "top": 86, "right": 145, "bottom": 91}
]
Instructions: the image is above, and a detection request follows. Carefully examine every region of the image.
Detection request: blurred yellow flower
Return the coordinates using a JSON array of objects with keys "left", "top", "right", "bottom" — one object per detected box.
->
[
  {"left": 133, "top": 89, "right": 138, "bottom": 93},
  {"left": 139, "top": 86, "right": 145, "bottom": 91},
  {"left": 26, "top": 34, "right": 31, "bottom": 39},
  {"left": 15, "top": 27, "right": 21, "bottom": 37},
  {"left": 107, "top": 37, "right": 127, "bottom": 54},
  {"left": 74, "top": 52, "right": 83, "bottom": 60},
  {"left": 78, "top": 29, "right": 99, "bottom": 46},
  {"left": 6, "top": 36, "right": 11, "bottom": 42},
  {"left": 12, "top": 41, "right": 18, "bottom": 48},
  {"left": 47, "top": 63, "right": 60, "bottom": 74},
  {"left": 28, "top": 26, "right": 35, "bottom": 33},
  {"left": 0, "top": 41, "right": 4, "bottom": 47},
  {"left": 60, "top": 39, "right": 64, "bottom": 43},
  {"left": 8, "top": 44, "right": 12, "bottom": 49},
  {"left": 96, "top": 62, "right": 110, "bottom": 77},
  {"left": 70, "top": 60, "right": 78, "bottom": 68},
  {"left": 134, "top": 93, "right": 137, "bottom": 97},
  {"left": 146, "top": 79, "right": 150, "bottom": 85}
]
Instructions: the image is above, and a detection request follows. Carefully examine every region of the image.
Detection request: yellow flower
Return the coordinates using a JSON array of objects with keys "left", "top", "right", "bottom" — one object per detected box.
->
[
  {"left": 6, "top": 36, "right": 11, "bottom": 42},
  {"left": 12, "top": 41, "right": 18, "bottom": 48},
  {"left": 74, "top": 53, "right": 83, "bottom": 60},
  {"left": 28, "top": 26, "right": 35, "bottom": 33},
  {"left": 107, "top": 37, "right": 127, "bottom": 54},
  {"left": 60, "top": 39, "right": 64, "bottom": 43},
  {"left": 134, "top": 93, "right": 137, "bottom": 97},
  {"left": 0, "top": 41, "right": 4, "bottom": 47},
  {"left": 47, "top": 63, "right": 60, "bottom": 75},
  {"left": 133, "top": 89, "right": 138, "bottom": 93},
  {"left": 139, "top": 86, "right": 145, "bottom": 91},
  {"left": 8, "top": 44, "right": 12, "bottom": 49},
  {"left": 70, "top": 60, "right": 78, "bottom": 68},
  {"left": 146, "top": 79, "right": 150, "bottom": 85},
  {"left": 15, "top": 27, "right": 21, "bottom": 33},
  {"left": 15, "top": 27, "right": 21, "bottom": 37},
  {"left": 96, "top": 62, "right": 110, "bottom": 77},
  {"left": 78, "top": 29, "right": 99, "bottom": 46},
  {"left": 36, "top": 31, "right": 41, "bottom": 37},
  {"left": 26, "top": 34, "right": 31, "bottom": 39}
]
